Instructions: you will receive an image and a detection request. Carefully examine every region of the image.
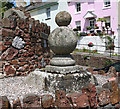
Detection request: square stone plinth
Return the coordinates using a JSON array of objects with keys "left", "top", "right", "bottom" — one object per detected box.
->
[{"left": 25, "top": 69, "right": 91, "bottom": 93}]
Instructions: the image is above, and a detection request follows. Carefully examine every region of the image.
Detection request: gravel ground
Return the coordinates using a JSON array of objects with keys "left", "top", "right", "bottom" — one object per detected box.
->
[{"left": 0, "top": 76, "right": 54, "bottom": 106}]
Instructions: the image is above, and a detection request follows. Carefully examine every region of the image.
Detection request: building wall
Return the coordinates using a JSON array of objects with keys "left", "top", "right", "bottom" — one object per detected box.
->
[
  {"left": 30, "top": 0, "right": 68, "bottom": 32},
  {"left": 76, "top": 36, "right": 106, "bottom": 54},
  {"left": 68, "top": 0, "right": 118, "bottom": 34}
]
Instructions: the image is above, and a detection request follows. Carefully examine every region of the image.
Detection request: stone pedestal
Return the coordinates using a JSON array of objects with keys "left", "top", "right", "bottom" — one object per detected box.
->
[
  {"left": 26, "top": 69, "right": 91, "bottom": 93},
  {"left": 26, "top": 11, "right": 91, "bottom": 93}
]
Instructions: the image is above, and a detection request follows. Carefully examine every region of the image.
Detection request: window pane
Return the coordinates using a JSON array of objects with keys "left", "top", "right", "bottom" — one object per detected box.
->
[
  {"left": 75, "top": 21, "right": 81, "bottom": 31},
  {"left": 76, "top": 3, "right": 81, "bottom": 12},
  {"left": 46, "top": 8, "right": 50, "bottom": 18}
]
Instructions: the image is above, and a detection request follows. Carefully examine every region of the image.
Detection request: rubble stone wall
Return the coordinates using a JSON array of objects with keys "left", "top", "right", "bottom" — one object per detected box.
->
[
  {"left": 0, "top": 8, "right": 50, "bottom": 77},
  {"left": 1, "top": 82, "right": 120, "bottom": 109}
]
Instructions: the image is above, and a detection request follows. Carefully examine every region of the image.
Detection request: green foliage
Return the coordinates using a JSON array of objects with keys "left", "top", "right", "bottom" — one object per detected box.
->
[
  {"left": 97, "top": 18, "right": 107, "bottom": 22},
  {"left": 86, "top": 26, "right": 92, "bottom": 30},
  {"left": 104, "top": 59, "right": 113, "bottom": 67},
  {"left": 0, "top": 1, "right": 15, "bottom": 18}
]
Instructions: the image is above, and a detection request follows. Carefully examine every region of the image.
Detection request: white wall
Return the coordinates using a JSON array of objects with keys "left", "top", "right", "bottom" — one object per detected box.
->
[
  {"left": 117, "top": 26, "right": 120, "bottom": 55},
  {"left": 30, "top": 0, "right": 68, "bottom": 32},
  {"left": 76, "top": 36, "right": 106, "bottom": 54}
]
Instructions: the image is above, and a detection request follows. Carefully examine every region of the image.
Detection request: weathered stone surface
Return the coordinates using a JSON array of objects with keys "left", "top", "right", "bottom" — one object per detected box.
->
[
  {"left": 0, "top": 96, "right": 11, "bottom": 109},
  {"left": 115, "top": 103, "right": 120, "bottom": 109},
  {"left": 4, "top": 65, "right": 16, "bottom": 76},
  {"left": 23, "top": 94, "right": 41, "bottom": 108},
  {"left": 0, "top": 47, "right": 18, "bottom": 60},
  {"left": 55, "top": 98, "right": 71, "bottom": 109},
  {"left": 107, "top": 66, "right": 117, "bottom": 77},
  {"left": 26, "top": 70, "right": 90, "bottom": 93},
  {"left": 48, "top": 27, "right": 77, "bottom": 55},
  {"left": 55, "top": 90, "right": 66, "bottom": 100},
  {"left": 12, "top": 36, "right": 25, "bottom": 49},
  {"left": 46, "top": 65, "right": 82, "bottom": 74},
  {"left": 8, "top": 60, "right": 18, "bottom": 65},
  {"left": 13, "top": 97, "right": 22, "bottom": 109},
  {"left": 86, "top": 67, "right": 93, "bottom": 73},
  {"left": 76, "top": 94, "right": 89, "bottom": 108},
  {"left": 98, "top": 89, "right": 110, "bottom": 106},
  {"left": 50, "top": 55, "right": 75, "bottom": 66},
  {"left": 41, "top": 94, "right": 54, "bottom": 108},
  {"left": 110, "top": 81, "right": 119, "bottom": 105},
  {"left": 0, "top": 44, "right": 7, "bottom": 52},
  {"left": 67, "top": 92, "right": 82, "bottom": 108},
  {"left": 82, "top": 83, "right": 97, "bottom": 108},
  {"left": 55, "top": 11, "right": 72, "bottom": 26},
  {"left": 2, "top": 18, "right": 11, "bottom": 28}
]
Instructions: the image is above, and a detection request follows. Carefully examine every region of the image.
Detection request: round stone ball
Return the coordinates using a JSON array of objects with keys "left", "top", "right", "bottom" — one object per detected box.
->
[
  {"left": 55, "top": 11, "right": 72, "bottom": 26},
  {"left": 48, "top": 27, "right": 77, "bottom": 55}
]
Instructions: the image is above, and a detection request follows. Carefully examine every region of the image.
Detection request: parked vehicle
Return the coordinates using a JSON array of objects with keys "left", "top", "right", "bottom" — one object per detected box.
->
[{"left": 93, "top": 61, "right": 120, "bottom": 73}]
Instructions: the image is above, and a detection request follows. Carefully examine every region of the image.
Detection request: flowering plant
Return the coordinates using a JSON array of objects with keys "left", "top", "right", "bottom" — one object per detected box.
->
[
  {"left": 108, "top": 43, "right": 115, "bottom": 49},
  {"left": 88, "top": 42, "right": 94, "bottom": 47}
]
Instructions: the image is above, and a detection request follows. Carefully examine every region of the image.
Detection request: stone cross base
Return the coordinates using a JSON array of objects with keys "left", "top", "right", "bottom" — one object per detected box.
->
[
  {"left": 26, "top": 69, "right": 91, "bottom": 93},
  {"left": 45, "top": 65, "right": 81, "bottom": 74}
]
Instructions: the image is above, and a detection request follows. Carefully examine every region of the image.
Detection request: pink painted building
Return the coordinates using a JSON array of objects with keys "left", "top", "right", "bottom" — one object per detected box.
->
[{"left": 68, "top": 0, "right": 119, "bottom": 35}]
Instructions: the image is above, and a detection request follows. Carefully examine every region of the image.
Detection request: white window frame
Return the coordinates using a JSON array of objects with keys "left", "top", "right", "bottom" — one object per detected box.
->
[
  {"left": 104, "top": 0, "right": 111, "bottom": 7},
  {"left": 75, "top": 21, "right": 81, "bottom": 31},
  {"left": 76, "top": 2, "right": 81, "bottom": 12},
  {"left": 104, "top": 16, "right": 111, "bottom": 28},
  {"left": 46, "top": 7, "right": 50, "bottom": 18}
]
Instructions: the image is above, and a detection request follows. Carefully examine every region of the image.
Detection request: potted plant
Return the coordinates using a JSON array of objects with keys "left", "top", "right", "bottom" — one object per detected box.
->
[
  {"left": 94, "top": 24, "right": 99, "bottom": 29},
  {"left": 88, "top": 42, "right": 94, "bottom": 47},
  {"left": 108, "top": 43, "right": 115, "bottom": 50},
  {"left": 86, "top": 26, "right": 92, "bottom": 30}
]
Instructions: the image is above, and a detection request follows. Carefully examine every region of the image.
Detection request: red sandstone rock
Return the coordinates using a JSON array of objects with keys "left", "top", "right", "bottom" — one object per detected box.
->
[
  {"left": 19, "top": 62, "right": 27, "bottom": 66},
  {"left": 76, "top": 94, "right": 89, "bottom": 108},
  {"left": 0, "top": 96, "right": 11, "bottom": 109},
  {"left": 107, "top": 66, "right": 117, "bottom": 77},
  {"left": 86, "top": 67, "right": 93, "bottom": 73},
  {"left": 4, "top": 41, "right": 12, "bottom": 45},
  {"left": 25, "top": 42, "right": 31, "bottom": 45},
  {"left": 55, "top": 90, "right": 66, "bottom": 100},
  {"left": 18, "top": 58, "right": 26, "bottom": 62},
  {"left": 82, "top": 83, "right": 97, "bottom": 108},
  {"left": 0, "top": 44, "right": 7, "bottom": 52},
  {"left": 55, "top": 98, "right": 71, "bottom": 109},
  {"left": 41, "top": 94, "right": 54, "bottom": 108},
  {"left": 8, "top": 60, "right": 18, "bottom": 65},
  {"left": 13, "top": 97, "right": 22, "bottom": 109},
  {"left": 4, "top": 65, "right": 16, "bottom": 76},
  {"left": 98, "top": 89, "right": 110, "bottom": 106},
  {"left": 2, "top": 28, "right": 15, "bottom": 37},
  {"left": 67, "top": 92, "right": 81, "bottom": 108},
  {"left": 115, "top": 103, "right": 120, "bottom": 109},
  {"left": 1, "top": 47, "right": 18, "bottom": 60},
  {"left": 24, "top": 33, "right": 31, "bottom": 38},
  {"left": 110, "top": 81, "right": 119, "bottom": 105},
  {"left": 98, "top": 70, "right": 106, "bottom": 75},
  {"left": 23, "top": 94, "right": 41, "bottom": 108}
]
